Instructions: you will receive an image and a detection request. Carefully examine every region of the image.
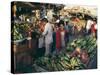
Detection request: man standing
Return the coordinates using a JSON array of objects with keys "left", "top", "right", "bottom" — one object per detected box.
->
[
  {"left": 41, "top": 18, "right": 53, "bottom": 56},
  {"left": 86, "top": 19, "right": 93, "bottom": 35}
]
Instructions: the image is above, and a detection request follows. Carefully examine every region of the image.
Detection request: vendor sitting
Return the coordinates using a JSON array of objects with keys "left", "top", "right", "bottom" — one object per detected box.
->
[{"left": 70, "top": 47, "right": 89, "bottom": 66}]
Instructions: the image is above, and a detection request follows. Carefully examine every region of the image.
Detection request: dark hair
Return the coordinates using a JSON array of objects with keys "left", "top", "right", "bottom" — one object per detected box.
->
[
  {"left": 41, "top": 18, "right": 48, "bottom": 22},
  {"left": 58, "top": 20, "right": 64, "bottom": 27},
  {"left": 66, "top": 21, "right": 68, "bottom": 25}
]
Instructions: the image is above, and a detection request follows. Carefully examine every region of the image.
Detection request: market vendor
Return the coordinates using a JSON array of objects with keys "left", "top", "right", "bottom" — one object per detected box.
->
[
  {"left": 70, "top": 47, "right": 89, "bottom": 66},
  {"left": 41, "top": 18, "right": 53, "bottom": 56}
]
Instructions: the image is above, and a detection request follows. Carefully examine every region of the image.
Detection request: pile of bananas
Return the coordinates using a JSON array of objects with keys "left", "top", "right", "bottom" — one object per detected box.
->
[
  {"left": 66, "top": 35, "right": 97, "bottom": 59},
  {"left": 34, "top": 54, "right": 85, "bottom": 71},
  {"left": 12, "top": 23, "right": 29, "bottom": 41}
]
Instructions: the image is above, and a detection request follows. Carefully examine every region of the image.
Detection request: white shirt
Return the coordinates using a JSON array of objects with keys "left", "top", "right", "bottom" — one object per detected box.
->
[
  {"left": 38, "top": 37, "right": 44, "bottom": 48},
  {"left": 95, "top": 24, "right": 97, "bottom": 30},
  {"left": 86, "top": 20, "right": 93, "bottom": 30},
  {"left": 42, "top": 23, "right": 53, "bottom": 44},
  {"left": 61, "top": 31, "right": 65, "bottom": 47},
  {"left": 47, "top": 10, "right": 53, "bottom": 22}
]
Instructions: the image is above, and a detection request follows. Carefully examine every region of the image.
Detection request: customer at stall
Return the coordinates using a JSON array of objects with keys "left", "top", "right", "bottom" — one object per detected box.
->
[
  {"left": 52, "top": 25, "right": 56, "bottom": 53},
  {"left": 91, "top": 19, "right": 97, "bottom": 38},
  {"left": 64, "top": 20, "right": 69, "bottom": 43},
  {"left": 86, "top": 19, "right": 93, "bottom": 35},
  {"left": 55, "top": 25, "right": 61, "bottom": 54},
  {"left": 38, "top": 20, "right": 45, "bottom": 52},
  {"left": 41, "top": 18, "right": 53, "bottom": 56},
  {"left": 60, "top": 24, "right": 66, "bottom": 50},
  {"left": 72, "top": 23, "right": 78, "bottom": 37}
]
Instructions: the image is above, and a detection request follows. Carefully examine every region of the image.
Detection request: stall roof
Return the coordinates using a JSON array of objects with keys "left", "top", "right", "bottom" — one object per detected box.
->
[{"left": 15, "top": 1, "right": 64, "bottom": 10}]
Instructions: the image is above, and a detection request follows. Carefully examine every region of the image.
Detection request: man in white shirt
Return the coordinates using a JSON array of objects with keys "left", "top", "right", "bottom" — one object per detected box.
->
[
  {"left": 86, "top": 19, "right": 93, "bottom": 34},
  {"left": 41, "top": 18, "right": 53, "bottom": 56}
]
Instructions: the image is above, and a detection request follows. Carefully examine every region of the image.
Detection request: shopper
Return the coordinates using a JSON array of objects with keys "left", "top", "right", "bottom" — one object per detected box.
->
[
  {"left": 56, "top": 25, "right": 61, "bottom": 54},
  {"left": 41, "top": 18, "right": 53, "bottom": 56},
  {"left": 64, "top": 21, "right": 69, "bottom": 43},
  {"left": 72, "top": 23, "right": 77, "bottom": 37},
  {"left": 38, "top": 20, "right": 45, "bottom": 49},
  {"left": 60, "top": 24, "right": 66, "bottom": 50},
  {"left": 91, "top": 20, "right": 97, "bottom": 38},
  {"left": 86, "top": 19, "right": 93, "bottom": 35},
  {"left": 52, "top": 25, "right": 56, "bottom": 53}
]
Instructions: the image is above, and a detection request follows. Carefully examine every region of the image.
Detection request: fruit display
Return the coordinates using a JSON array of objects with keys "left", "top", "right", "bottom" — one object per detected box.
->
[
  {"left": 32, "top": 35, "right": 97, "bottom": 72},
  {"left": 66, "top": 35, "right": 97, "bottom": 59},
  {"left": 33, "top": 54, "right": 86, "bottom": 71},
  {"left": 11, "top": 23, "right": 29, "bottom": 41}
]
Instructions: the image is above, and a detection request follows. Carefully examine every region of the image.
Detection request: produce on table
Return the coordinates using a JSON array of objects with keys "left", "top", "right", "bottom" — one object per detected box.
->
[
  {"left": 33, "top": 35, "right": 97, "bottom": 71},
  {"left": 66, "top": 35, "right": 97, "bottom": 57},
  {"left": 12, "top": 23, "right": 29, "bottom": 41},
  {"left": 34, "top": 53, "right": 86, "bottom": 71}
]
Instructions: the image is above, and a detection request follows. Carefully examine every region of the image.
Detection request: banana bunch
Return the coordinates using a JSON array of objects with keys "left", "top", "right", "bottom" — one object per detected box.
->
[
  {"left": 34, "top": 54, "right": 85, "bottom": 71},
  {"left": 20, "top": 23, "right": 29, "bottom": 31},
  {"left": 66, "top": 35, "right": 97, "bottom": 59},
  {"left": 12, "top": 23, "right": 26, "bottom": 41}
]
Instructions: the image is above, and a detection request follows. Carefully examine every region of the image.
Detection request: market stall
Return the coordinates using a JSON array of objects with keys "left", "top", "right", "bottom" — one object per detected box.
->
[{"left": 11, "top": 2, "right": 97, "bottom": 73}]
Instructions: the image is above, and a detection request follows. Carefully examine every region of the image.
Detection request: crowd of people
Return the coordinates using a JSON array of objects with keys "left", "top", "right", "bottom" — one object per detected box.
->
[{"left": 34, "top": 15, "right": 97, "bottom": 57}]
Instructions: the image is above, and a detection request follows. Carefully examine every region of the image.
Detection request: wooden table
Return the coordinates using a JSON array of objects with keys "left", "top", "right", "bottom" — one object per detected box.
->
[{"left": 11, "top": 37, "right": 39, "bottom": 73}]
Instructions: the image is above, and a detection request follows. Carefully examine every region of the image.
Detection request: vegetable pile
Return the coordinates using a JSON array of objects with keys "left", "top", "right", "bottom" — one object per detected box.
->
[
  {"left": 66, "top": 35, "right": 97, "bottom": 59},
  {"left": 33, "top": 35, "right": 97, "bottom": 72},
  {"left": 12, "top": 23, "right": 29, "bottom": 41},
  {"left": 34, "top": 54, "right": 85, "bottom": 72}
]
